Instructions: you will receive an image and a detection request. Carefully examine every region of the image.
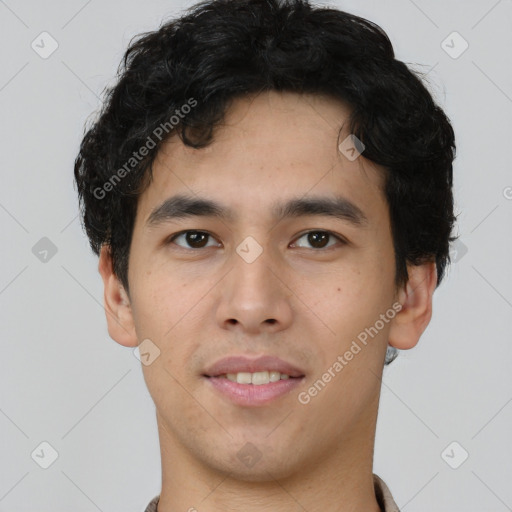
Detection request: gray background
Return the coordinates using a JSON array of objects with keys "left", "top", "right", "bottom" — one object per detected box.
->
[{"left": 1, "top": 0, "right": 511, "bottom": 510}]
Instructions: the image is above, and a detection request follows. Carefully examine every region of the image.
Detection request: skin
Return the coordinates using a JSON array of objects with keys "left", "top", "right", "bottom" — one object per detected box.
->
[{"left": 98, "top": 91, "right": 437, "bottom": 512}]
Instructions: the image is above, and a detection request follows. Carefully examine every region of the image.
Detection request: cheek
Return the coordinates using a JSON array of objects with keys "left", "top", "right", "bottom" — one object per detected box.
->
[
  {"left": 129, "top": 269, "right": 209, "bottom": 365},
  {"left": 132, "top": 276, "right": 204, "bottom": 400},
  {"left": 312, "top": 255, "right": 395, "bottom": 347},
  {"left": 128, "top": 266, "right": 177, "bottom": 340}
]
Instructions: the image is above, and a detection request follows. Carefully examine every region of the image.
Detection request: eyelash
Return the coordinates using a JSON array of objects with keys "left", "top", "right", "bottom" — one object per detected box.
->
[{"left": 166, "top": 230, "right": 347, "bottom": 251}]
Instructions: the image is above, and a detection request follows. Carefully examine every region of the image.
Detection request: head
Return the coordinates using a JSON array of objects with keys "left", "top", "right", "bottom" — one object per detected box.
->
[{"left": 74, "top": 0, "right": 456, "bottom": 482}]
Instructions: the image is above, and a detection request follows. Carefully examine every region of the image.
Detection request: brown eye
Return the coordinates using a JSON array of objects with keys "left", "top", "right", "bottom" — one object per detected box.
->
[
  {"left": 292, "top": 230, "right": 344, "bottom": 250},
  {"left": 169, "top": 231, "right": 219, "bottom": 249},
  {"left": 307, "top": 232, "right": 330, "bottom": 248}
]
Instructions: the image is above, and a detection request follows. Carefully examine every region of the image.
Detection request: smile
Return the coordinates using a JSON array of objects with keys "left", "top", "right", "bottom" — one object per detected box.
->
[
  {"left": 204, "top": 374, "right": 304, "bottom": 406},
  {"left": 218, "top": 371, "right": 292, "bottom": 385}
]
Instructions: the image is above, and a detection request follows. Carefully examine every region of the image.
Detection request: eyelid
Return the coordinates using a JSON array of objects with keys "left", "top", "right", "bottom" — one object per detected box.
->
[
  {"left": 166, "top": 230, "right": 221, "bottom": 248},
  {"left": 291, "top": 230, "right": 347, "bottom": 248}
]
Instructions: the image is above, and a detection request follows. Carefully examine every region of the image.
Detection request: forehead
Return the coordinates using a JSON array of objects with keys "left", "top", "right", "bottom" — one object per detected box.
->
[{"left": 135, "top": 91, "right": 387, "bottom": 227}]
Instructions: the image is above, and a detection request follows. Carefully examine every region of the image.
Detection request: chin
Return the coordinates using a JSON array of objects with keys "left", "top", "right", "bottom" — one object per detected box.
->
[
  {"left": 212, "top": 444, "right": 301, "bottom": 483},
  {"left": 220, "top": 460, "right": 298, "bottom": 483}
]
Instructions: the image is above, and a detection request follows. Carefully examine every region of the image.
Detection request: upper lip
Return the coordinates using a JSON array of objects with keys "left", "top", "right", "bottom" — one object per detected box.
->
[{"left": 203, "top": 355, "right": 305, "bottom": 378}]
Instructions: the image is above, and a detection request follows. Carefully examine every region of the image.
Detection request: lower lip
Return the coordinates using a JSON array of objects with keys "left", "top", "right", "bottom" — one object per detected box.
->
[{"left": 204, "top": 376, "right": 304, "bottom": 406}]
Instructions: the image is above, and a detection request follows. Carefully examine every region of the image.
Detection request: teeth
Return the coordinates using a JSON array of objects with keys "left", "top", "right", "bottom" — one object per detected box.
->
[
  {"left": 237, "top": 372, "right": 253, "bottom": 384},
  {"left": 269, "top": 371, "right": 281, "bottom": 382},
  {"left": 223, "top": 371, "right": 293, "bottom": 385}
]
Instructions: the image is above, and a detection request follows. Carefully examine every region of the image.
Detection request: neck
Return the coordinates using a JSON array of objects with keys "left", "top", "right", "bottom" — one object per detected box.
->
[{"left": 155, "top": 410, "right": 382, "bottom": 512}]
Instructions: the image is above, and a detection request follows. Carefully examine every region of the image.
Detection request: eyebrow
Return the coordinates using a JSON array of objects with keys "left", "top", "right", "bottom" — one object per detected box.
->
[{"left": 145, "top": 193, "right": 369, "bottom": 228}]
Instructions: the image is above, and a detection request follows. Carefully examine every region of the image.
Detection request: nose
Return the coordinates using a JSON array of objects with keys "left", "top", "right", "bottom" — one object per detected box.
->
[{"left": 215, "top": 243, "right": 294, "bottom": 335}]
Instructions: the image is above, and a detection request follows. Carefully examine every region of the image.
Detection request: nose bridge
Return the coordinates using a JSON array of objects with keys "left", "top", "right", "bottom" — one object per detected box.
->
[
  {"left": 215, "top": 236, "right": 293, "bottom": 332},
  {"left": 233, "top": 239, "right": 274, "bottom": 295}
]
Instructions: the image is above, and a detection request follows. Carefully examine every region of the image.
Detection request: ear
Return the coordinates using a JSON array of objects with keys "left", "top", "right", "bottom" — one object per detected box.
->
[
  {"left": 98, "top": 245, "right": 138, "bottom": 347},
  {"left": 388, "top": 261, "right": 437, "bottom": 350}
]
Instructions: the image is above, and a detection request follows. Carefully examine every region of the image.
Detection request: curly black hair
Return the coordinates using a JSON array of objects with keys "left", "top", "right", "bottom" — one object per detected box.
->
[{"left": 74, "top": 0, "right": 457, "bottom": 295}]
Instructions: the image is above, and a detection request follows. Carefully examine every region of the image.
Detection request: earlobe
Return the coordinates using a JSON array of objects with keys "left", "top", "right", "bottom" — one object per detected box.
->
[
  {"left": 98, "top": 246, "right": 138, "bottom": 347},
  {"left": 388, "top": 261, "right": 437, "bottom": 350}
]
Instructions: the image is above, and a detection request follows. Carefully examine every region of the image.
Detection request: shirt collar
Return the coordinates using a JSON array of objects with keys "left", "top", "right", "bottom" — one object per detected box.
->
[
  {"left": 374, "top": 474, "right": 400, "bottom": 512},
  {"left": 144, "top": 473, "right": 400, "bottom": 512}
]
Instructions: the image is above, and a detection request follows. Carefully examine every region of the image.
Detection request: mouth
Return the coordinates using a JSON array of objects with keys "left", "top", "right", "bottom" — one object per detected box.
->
[
  {"left": 202, "top": 355, "right": 306, "bottom": 406},
  {"left": 209, "top": 371, "right": 300, "bottom": 385}
]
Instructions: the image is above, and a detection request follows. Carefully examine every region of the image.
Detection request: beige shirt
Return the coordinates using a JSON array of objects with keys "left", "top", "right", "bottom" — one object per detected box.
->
[{"left": 143, "top": 474, "right": 400, "bottom": 511}]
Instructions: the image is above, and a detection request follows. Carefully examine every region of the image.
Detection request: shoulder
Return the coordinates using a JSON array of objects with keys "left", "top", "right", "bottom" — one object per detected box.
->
[
  {"left": 143, "top": 494, "right": 160, "bottom": 512},
  {"left": 373, "top": 474, "right": 400, "bottom": 512}
]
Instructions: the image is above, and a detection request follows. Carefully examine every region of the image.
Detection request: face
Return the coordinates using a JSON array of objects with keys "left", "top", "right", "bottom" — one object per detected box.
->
[{"left": 123, "top": 91, "right": 400, "bottom": 480}]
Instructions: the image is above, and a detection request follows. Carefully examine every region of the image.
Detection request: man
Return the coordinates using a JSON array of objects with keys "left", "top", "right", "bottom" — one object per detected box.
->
[{"left": 74, "top": 0, "right": 456, "bottom": 510}]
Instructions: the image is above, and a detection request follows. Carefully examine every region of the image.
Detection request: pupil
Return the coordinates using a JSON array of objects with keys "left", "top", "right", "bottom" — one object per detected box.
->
[
  {"left": 187, "top": 232, "right": 207, "bottom": 248},
  {"left": 309, "top": 232, "right": 328, "bottom": 248}
]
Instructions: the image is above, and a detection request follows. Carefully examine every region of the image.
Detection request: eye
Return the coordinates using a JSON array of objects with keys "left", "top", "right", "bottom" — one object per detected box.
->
[
  {"left": 167, "top": 230, "right": 220, "bottom": 249},
  {"left": 166, "top": 229, "right": 346, "bottom": 251},
  {"left": 291, "top": 230, "right": 345, "bottom": 250}
]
